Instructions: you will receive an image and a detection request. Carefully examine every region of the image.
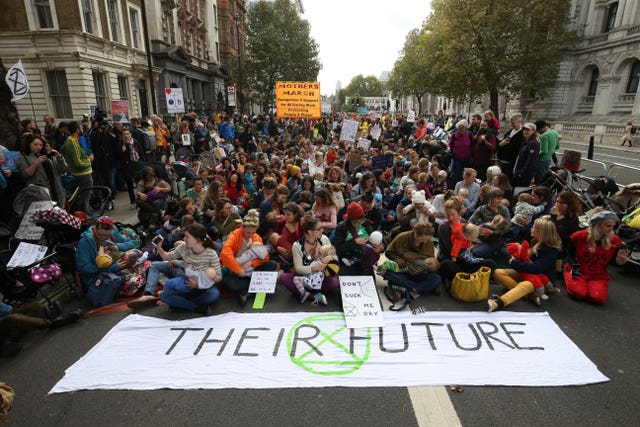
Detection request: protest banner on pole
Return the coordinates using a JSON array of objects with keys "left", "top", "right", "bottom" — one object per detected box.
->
[
  {"left": 5, "top": 59, "right": 29, "bottom": 102},
  {"left": 275, "top": 81, "right": 321, "bottom": 119},
  {"left": 111, "top": 100, "right": 130, "bottom": 123},
  {"left": 165, "top": 88, "right": 185, "bottom": 114}
]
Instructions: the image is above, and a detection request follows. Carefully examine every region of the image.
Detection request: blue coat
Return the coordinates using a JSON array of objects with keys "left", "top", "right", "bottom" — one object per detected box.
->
[{"left": 76, "top": 226, "right": 136, "bottom": 288}]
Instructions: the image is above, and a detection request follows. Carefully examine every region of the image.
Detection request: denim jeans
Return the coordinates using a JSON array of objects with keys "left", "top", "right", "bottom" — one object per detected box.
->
[
  {"left": 143, "top": 261, "right": 173, "bottom": 295},
  {"left": 536, "top": 159, "right": 551, "bottom": 185},
  {"left": 95, "top": 167, "right": 117, "bottom": 201},
  {"left": 159, "top": 277, "right": 220, "bottom": 311}
]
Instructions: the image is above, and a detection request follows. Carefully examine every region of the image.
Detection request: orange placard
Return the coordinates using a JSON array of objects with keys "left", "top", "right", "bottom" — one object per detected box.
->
[{"left": 275, "top": 81, "right": 321, "bottom": 119}]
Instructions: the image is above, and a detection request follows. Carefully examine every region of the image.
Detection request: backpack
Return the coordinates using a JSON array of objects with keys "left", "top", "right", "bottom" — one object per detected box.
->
[
  {"left": 631, "top": 127, "right": 637, "bottom": 135},
  {"left": 85, "top": 272, "right": 123, "bottom": 307},
  {"left": 138, "top": 129, "right": 157, "bottom": 152}
]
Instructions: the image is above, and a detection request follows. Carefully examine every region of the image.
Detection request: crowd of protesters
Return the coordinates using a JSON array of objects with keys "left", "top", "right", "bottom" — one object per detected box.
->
[{"left": 0, "top": 108, "right": 633, "bottom": 328}]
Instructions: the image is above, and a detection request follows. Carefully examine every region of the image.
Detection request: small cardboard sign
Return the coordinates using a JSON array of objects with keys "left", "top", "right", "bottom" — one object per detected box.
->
[
  {"left": 248, "top": 271, "right": 278, "bottom": 294},
  {"left": 340, "top": 275, "right": 385, "bottom": 329}
]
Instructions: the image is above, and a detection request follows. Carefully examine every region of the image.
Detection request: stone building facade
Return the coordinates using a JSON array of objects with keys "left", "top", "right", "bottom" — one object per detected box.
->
[{"left": 0, "top": 0, "right": 227, "bottom": 122}]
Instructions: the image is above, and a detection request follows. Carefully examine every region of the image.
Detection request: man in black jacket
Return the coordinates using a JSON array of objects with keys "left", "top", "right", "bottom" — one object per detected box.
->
[{"left": 496, "top": 113, "right": 524, "bottom": 186}]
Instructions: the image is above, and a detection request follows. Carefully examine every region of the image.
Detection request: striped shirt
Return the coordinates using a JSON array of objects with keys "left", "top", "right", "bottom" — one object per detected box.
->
[{"left": 167, "top": 244, "right": 221, "bottom": 277}]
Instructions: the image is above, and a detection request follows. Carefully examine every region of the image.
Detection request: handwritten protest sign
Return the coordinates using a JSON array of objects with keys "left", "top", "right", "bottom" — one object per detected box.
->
[
  {"left": 340, "top": 276, "right": 384, "bottom": 329},
  {"left": 275, "top": 81, "right": 321, "bottom": 119},
  {"left": 340, "top": 119, "right": 359, "bottom": 142},
  {"left": 370, "top": 124, "right": 381, "bottom": 140},
  {"left": 248, "top": 271, "right": 278, "bottom": 294},
  {"left": 357, "top": 138, "right": 371, "bottom": 150}
]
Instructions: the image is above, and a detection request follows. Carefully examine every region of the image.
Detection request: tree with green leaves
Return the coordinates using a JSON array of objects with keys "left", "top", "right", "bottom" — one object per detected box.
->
[
  {"left": 246, "top": 0, "right": 321, "bottom": 113},
  {"left": 388, "top": 28, "right": 436, "bottom": 115},
  {"left": 342, "top": 74, "right": 384, "bottom": 97},
  {"left": 393, "top": 0, "right": 577, "bottom": 115}
]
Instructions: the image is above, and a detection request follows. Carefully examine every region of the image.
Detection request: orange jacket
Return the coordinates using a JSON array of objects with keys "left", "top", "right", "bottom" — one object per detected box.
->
[{"left": 220, "top": 227, "right": 269, "bottom": 274}]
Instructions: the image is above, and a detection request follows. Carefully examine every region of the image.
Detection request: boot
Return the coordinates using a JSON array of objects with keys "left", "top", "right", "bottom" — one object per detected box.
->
[{"left": 50, "top": 309, "right": 84, "bottom": 328}]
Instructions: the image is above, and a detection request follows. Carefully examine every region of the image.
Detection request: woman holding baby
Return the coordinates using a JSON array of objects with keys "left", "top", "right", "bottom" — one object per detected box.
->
[{"left": 278, "top": 216, "right": 340, "bottom": 306}]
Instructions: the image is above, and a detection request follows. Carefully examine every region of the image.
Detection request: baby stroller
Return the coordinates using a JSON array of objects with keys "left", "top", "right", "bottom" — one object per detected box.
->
[
  {"left": 67, "top": 186, "right": 112, "bottom": 220},
  {"left": 0, "top": 249, "right": 65, "bottom": 319}
]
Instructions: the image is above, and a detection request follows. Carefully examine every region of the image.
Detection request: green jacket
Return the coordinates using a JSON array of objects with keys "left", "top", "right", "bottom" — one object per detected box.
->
[
  {"left": 386, "top": 230, "right": 435, "bottom": 263},
  {"left": 60, "top": 136, "right": 92, "bottom": 176}
]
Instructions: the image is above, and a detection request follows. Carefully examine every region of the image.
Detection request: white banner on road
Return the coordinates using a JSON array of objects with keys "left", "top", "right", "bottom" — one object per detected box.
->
[{"left": 50, "top": 312, "right": 608, "bottom": 393}]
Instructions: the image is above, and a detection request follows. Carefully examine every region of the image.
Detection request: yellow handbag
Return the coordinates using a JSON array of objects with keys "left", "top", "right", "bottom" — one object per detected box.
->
[{"left": 450, "top": 266, "right": 491, "bottom": 302}]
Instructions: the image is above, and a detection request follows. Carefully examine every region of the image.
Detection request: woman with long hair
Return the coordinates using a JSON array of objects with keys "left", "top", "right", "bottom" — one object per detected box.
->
[
  {"left": 15, "top": 133, "right": 67, "bottom": 206},
  {"left": 135, "top": 166, "right": 171, "bottom": 227},
  {"left": 311, "top": 188, "right": 338, "bottom": 232},
  {"left": 549, "top": 190, "right": 582, "bottom": 260},
  {"left": 489, "top": 217, "right": 562, "bottom": 311},
  {"left": 350, "top": 171, "right": 380, "bottom": 203},
  {"left": 491, "top": 173, "right": 513, "bottom": 207},
  {"left": 564, "top": 211, "right": 630, "bottom": 304},
  {"left": 208, "top": 197, "right": 240, "bottom": 244},
  {"left": 158, "top": 223, "right": 222, "bottom": 314},
  {"left": 278, "top": 216, "right": 339, "bottom": 305},
  {"left": 270, "top": 202, "right": 304, "bottom": 261},
  {"left": 224, "top": 170, "right": 249, "bottom": 211}
]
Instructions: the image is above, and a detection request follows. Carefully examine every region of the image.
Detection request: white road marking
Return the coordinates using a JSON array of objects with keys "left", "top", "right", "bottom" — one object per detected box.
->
[{"left": 374, "top": 269, "right": 462, "bottom": 427}]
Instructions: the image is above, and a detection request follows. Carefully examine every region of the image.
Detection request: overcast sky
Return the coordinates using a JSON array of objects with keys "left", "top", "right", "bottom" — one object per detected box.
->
[{"left": 301, "top": 0, "right": 431, "bottom": 96}]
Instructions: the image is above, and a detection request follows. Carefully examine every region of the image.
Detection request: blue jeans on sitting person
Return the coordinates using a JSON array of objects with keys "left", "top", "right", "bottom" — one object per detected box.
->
[
  {"left": 384, "top": 271, "right": 441, "bottom": 294},
  {"left": 160, "top": 276, "right": 220, "bottom": 312}
]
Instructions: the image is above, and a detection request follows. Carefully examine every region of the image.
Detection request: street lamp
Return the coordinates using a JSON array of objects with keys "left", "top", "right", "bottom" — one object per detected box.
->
[{"left": 234, "top": 13, "right": 242, "bottom": 115}]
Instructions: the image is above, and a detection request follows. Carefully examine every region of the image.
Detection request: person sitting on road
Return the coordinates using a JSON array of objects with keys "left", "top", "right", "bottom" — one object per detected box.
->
[
  {"left": 220, "top": 210, "right": 277, "bottom": 306},
  {"left": 128, "top": 223, "right": 222, "bottom": 310},
  {"left": 135, "top": 166, "right": 171, "bottom": 228},
  {"left": 378, "top": 221, "right": 441, "bottom": 301},
  {"left": 278, "top": 216, "right": 340, "bottom": 305},
  {"left": 158, "top": 223, "right": 222, "bottom": 315},
  {"left": 76, "top": 216, "right": 136, "bottom": 291},
  {"left": 564, "top": 211, "right": 631, "bottom": 305}
]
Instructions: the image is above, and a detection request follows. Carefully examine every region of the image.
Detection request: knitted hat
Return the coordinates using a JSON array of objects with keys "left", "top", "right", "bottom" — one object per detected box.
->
[
  {"left": 589, "top": 210, "right": 618, "bottom": 227},
  {"left": 242, "top": 209, "right": 260, "bottom": 228},
  {"left": 96, "top": 253, "right": 113, "bottom": 269},
  {"left": 345, "top": 202, "right": 365, "bottom": 220},
  {"left": 412, "top": 190, "right": 427, "bottom": 205}
]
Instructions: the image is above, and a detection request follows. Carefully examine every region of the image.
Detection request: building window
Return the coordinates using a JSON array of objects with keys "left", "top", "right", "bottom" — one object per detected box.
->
[
  {"left": 213, "top": 4, "right": 218, "bottom": 27},
  {"left": 129, "top": 7, "right": 141, "bottom": 49},
  {"left": 603, "top": 2, "right": 618, "bottom": 33},
  {"left": 46, "top": 71, "right": 73, "bottom": 118},
  {"left": 118, "top": 75, "right": 129, "bottom": 99},
  {"left": 588, "top": 67, "right": 599, "bottom": 97},
  {"left": 81, "top": 0, "right": 95, "bottom": 34},
  {"left": 626, "top": 61, "right": 640, "bottom": 94},
  {"left": 106, "top": 0, "right": 121, "bottom": 42},
  {"left": 34, "top": 0, "right": 54, "bottom": 28},
  {"left": 215, "top": 41, "right": 219, "bottom": 62},
  {"left": 93, "top": 72, "right": 108, "bottom": 108}
]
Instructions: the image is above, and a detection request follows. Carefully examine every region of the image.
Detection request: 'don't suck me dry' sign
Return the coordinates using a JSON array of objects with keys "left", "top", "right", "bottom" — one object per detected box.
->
[{"left": 275, "top": 81, "right": 321, "bottom": 119}]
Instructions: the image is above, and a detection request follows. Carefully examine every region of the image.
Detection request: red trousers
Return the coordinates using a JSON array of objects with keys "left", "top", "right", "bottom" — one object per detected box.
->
[{"left": 563, "top": 269, "right": 609, "bottom": 304}]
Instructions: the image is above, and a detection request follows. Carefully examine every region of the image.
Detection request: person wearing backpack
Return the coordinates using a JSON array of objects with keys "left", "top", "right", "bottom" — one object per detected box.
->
[{"left": 130, "top": 118, "right": 155, "bottom": 162}]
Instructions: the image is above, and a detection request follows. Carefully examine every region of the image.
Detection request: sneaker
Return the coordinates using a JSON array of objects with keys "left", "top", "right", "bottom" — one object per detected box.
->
[
  {"left": 129, "top": 203, "right": 137, "bottom": 210},
  {"left": 535, "top": 287, "right": 548, "bottom": 301},
  {"left": 198, "top": 303, "right": 215, "bottom": 316},
  {"left": 544, "top": 283, "right": 560, "bottom": 295},
  {"left": 300, "top": 291, "right": 311, "bottom": 304},
  {"left": 341, "top": 257, "right": 352, "bottom": 267},
  {"left": 127, "top": 294, "right": 158, "bottom": 309},
  {"left": 487, "top": 299, "right": 498, "bottom": 312},
  {"left": 530, "top": 293, "right": 542, "bottom": 307},
  {"left": 312, "top": 293, "right": 327, "bottom": 306}
]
